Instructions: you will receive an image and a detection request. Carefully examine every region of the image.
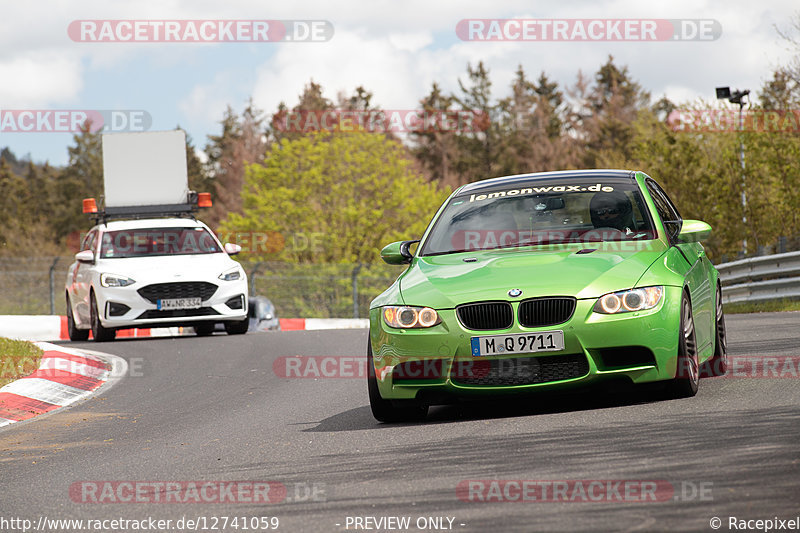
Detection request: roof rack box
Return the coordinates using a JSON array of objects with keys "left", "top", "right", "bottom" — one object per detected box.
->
[{"left": 102, "top": 130, "right": 190, "bottom": 209}]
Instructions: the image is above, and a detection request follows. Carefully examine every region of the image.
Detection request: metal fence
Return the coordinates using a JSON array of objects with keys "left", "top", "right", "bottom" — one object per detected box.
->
[
  {"left": 0, "top": 256, "right": 405, "bottom": 318},
  {"left": 3, "top": 250, "right": 798, "bottom": 317},
  {"left": 716, "top": 251, "right": 800, "bottom": 304}
]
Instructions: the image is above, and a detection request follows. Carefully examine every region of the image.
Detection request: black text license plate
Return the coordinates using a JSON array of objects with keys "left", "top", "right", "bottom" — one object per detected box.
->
[
  {"left": 157, "top": 297, "right": 202, "bottom": 310},
  {"left": 471, "top": 331, "right": 564, "bottom": 357}
]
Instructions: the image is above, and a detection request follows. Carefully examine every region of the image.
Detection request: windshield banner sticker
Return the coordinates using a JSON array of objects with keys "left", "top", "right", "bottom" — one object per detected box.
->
[{"left": 468, "top": 184, "right": 614, "bottom": 202}]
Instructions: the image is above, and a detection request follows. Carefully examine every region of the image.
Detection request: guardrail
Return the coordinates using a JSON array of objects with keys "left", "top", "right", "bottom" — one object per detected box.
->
[{"left": 717, "top": 251, "right": 800, "bottom": 304}]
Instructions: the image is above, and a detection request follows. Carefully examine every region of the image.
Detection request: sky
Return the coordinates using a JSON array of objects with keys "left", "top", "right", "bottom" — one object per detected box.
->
[{"left": 0, "top": 0, "right": 797, "bottom": 166}]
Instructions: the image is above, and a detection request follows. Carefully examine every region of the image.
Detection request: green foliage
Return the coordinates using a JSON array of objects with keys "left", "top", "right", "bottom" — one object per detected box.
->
[
  {"left": 50, "top": 128, "right": 104, "bottom": 242},
  {"left": 220, "top": 130, "right": 449, "bottom": 264},
  {"left": 0, "top": 337, "right": 42, "bottom": 388}
]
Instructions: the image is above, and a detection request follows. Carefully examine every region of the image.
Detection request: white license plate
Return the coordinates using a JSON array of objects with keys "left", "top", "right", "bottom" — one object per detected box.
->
[
  {"left": 470, "top": 331, "right": 564, "bottom": 357},
  {"left": 157, "top": 297, "right": 202, "bottom": 310}
]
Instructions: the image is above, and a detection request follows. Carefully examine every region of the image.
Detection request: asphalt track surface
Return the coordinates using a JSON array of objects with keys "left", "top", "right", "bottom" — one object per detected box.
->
[{"left": 1, "top": 312, "right": 798, "bottom": 533}]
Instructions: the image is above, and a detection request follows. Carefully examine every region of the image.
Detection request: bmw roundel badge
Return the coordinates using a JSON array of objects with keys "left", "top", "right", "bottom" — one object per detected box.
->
[{"left": 508, "top": 288, "right": 523, "bottom": 297}]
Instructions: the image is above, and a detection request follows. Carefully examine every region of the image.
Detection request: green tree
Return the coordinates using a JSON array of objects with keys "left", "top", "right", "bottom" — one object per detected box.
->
[
  {"left": 0, "top": 160, "right": 61, "bottom": 256},
  {"left": 51, "top": 125, "right": 103, "bottom": 242},
  {"left": 574, "top": 56, "right": 651, "bottom": 166},
  {"left": 203, "top": 102, "right": 268, "bottom": 228},
  {"left": 410, "top": 82, "right": 461, "bottom": 187},
  {"left": 453, "top": 61, "right": 500, "bottom": 184},
  {"left": 219, "top": 130, "right": 448, "bottom": 264}
]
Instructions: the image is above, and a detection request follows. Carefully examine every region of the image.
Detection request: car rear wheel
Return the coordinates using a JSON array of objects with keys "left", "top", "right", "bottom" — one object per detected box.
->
[
  {"left": 90, "top": 292, "right": 116, "bottom": 342},
  {"left": 667, "top": 293, "right": 699, "bottom": 398},
  {"left": 224, "top": 317, "right": 249, "bottom": 335},
  {"left": 701, "top": 284, "right": 728, "bottom": 377},
  {"left": 66, "top": 294, "right": 89, "bottom": 341},
  {"left": 367, "top": 342, "right": 428, "bottom": 423}
]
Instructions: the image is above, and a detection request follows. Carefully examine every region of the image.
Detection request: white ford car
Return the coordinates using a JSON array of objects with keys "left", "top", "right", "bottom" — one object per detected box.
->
[{"left": 65, "top": 217, "right": 249, "bottom": 341}]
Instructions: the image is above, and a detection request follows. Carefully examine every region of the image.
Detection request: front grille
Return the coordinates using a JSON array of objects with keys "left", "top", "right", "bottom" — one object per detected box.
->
[
  {"left": 518, "top": 297, "right": 576, "bottom": 327},
  {"left": 452, "top": 353, "right": 589, "bottom": 386},
  {"left": 456, "top": 302, "right": 513, "bottom": 330},
  {"left": 137, "top": 282, "right": 218, "bottom": 304},
  {"left": 136, "top": 307, "right": 220, "bottom": 319}
]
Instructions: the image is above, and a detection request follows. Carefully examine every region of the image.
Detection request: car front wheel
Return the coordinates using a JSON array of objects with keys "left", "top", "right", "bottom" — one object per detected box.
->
[
  {"left": 367, "top": 342, "right": 428, "bottom": 423},
  {"left": 701, "top": 284, "right": 728, "bottom": 377},
  {"left": 66, "top": 294, "right": 89, "bottom": 341},
  {"left": 193, "top": 323, "right": 215, "bottom": 336},
  {"left": 90, "top": 292, "right": 116, "bottom": 342},
  {"left": 224, "top": 317, "right": 249, "bottom": 335},
  {"left": 667, "top": 293, "right": 699, "bottom": 398}
]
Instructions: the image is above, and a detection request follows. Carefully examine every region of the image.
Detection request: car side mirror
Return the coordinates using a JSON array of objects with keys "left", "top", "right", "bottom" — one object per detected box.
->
[
  {"left": 75, "top": 250, "right": 95, "bottom": 264},
  {"left": 381, "top": 240, "right": 419, "bottom": 265},
  {"left": 224, "top": 243, "right": 242, "bottom": 255},
  {"left": 678, "top": 220, "right": 712, "bottom": 243}
]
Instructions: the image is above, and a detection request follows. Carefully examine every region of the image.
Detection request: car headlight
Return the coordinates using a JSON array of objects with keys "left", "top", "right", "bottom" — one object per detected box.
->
[
  {"left": 219, "top": 268, "right": 242, "bottom": 281},
  {"left": 594, "top": 286, "right": 664, "bottom": 314},
  {"left": 382, "top": 306, "right": 441, "bottom": 328},
  {"left": 100, "top": 273, "right": 136, "bottom": 287}
]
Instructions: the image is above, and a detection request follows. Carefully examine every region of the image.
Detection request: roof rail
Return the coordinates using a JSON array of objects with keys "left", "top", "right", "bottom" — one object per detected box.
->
[{"left": 84, "top": 191, "right": 211, "bottom": 225}]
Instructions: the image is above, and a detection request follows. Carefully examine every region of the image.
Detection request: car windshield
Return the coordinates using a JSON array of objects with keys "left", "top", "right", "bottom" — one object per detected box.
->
[
  {"left": 99, "top": 227, "right": 222, "bottom": 258},
  {"left": 420, "top": 180, "right": 656, "bottom": 256}
]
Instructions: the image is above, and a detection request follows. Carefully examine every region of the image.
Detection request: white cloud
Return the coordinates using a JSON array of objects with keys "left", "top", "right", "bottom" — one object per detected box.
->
[
  {"left": 0, "top": 53, "right": 84, "bottom": 107},
  {"left": 179, "top": 74, "right": 237, "bottom": 126}
]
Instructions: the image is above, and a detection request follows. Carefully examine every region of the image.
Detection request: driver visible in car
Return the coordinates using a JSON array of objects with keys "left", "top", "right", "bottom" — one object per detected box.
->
[{"left": 589, "top": 191, "right": 637, "bottom": 234}]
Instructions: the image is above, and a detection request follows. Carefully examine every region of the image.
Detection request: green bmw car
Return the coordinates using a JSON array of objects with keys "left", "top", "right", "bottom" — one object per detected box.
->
[{"left": 368, "top": 169, "right": 728, "bottom": 422}]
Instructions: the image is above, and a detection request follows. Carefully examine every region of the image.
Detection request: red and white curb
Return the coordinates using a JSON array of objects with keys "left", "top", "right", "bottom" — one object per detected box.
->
[
  {"left": 0, "top": 315, "right": 368, "bottom": 341},
  {"left": 0, "top": 342, "right": 125, "bottom": 428}
]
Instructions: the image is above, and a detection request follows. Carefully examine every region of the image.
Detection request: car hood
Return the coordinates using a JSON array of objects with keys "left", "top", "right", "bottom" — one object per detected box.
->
[
  {"left": 399, "top": 241, "right": 667, "bottom": 308},
  {"left": 93, "top": 253, "right": 240, "bottom": 284}
]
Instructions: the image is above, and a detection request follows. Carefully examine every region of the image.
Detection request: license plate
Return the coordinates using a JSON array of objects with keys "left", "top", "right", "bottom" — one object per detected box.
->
[
  {"left": 471, "top": 331, "right": 564, "bottom": 357},
  {"left": 157, "top": 297, "right": 202, "bottom": 310}
]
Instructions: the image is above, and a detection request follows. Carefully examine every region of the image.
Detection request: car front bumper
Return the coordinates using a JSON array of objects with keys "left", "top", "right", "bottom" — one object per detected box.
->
[
  {"left": 94, "top": 278, "right": 248, "bottom": 329},
  {"left": 369, "top": 286, "right": 683, "bottom": 402}
]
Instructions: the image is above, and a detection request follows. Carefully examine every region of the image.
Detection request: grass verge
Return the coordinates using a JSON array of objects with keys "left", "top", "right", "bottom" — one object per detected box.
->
[
  {"left": 0, "top": 337, "right": 43, "bottom": 388},
  {"left": 724, "top": 299, "right": 800, "bottom": 314}
]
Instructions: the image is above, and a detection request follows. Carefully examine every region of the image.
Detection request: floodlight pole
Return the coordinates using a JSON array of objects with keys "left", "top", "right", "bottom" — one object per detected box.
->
[
  {"left": 716, "top": 87, "right": 750, "bottom": 256},
  {"left": 736, "top": 98, "right": 747, "bottom": 256}
]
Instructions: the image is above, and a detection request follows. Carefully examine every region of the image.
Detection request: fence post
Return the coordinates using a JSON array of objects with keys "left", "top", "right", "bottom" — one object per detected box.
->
[
  {"left": 352, "top": 263, "right": 363, "bottom": 318},
  {"left": 49, "top": 257, "right": 60, "bottom": 315},
  {"left": 248, "top": 261, "right": 264, "bottom": 296}
]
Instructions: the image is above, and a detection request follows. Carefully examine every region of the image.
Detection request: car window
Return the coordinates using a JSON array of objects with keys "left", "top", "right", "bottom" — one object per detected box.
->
[
  {"left": 420, "top": 180, "right": 656, "bottom": 255},
  {"left": 81, "top": 229, "right": 97, "bottom": 252},
  {"left": 646, "top": 180, "right": 682, "bottom": 241},
  {"left": 99, "top": 227, "right": 222, "bottom": 258}
]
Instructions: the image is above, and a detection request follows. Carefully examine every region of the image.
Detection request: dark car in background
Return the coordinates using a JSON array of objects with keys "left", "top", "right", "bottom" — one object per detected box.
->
[{"left": 248, "top": 296, "right": 280, "bottom": 331}]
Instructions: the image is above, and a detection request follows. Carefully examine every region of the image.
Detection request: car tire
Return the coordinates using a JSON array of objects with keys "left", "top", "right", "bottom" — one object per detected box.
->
[
  {"left": 667, "top": 292, "right": 699, "bottom": 398},
  {"left": 224, "top": 317, "right": 249, "bottom": 335},
  {"left": 90, "top": 292, "right": 116, "bottom": 342},
  {"left": 367, "top": 342, "right": 428, "bottom": 423},
  {"left": 193, "top": 323, "right": 215, "bottom": 336},
  {"left": 701, "top": 284, "right": 728, "bottom": 377},
  {"left": 66, "top": 294, "right": 90, "bottom": 341}
]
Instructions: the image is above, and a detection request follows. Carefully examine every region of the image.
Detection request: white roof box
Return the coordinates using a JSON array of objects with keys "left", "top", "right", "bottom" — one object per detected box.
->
[{"left": 102, "top": 130, "right": 189, "bottom": 211}]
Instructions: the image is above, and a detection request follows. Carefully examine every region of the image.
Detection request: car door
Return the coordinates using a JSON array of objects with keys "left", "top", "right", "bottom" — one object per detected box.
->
[
  {"left": 646, "top": 180, "right": 714, "bottom": 353},
  {"left": 73, "top": 229, "right": 98, "bottom": 324}
]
